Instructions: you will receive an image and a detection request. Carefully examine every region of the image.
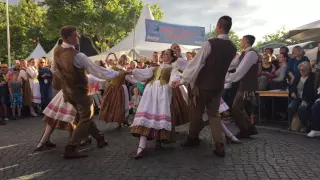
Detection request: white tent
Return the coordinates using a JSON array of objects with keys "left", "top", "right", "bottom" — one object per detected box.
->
[
  {"left": 90, "top": 5, "right": 200, "bottom": 61},
  {"left": 26, "top": 43, "right": 47, "bottom": 60},
  {"left": 46, "top": 40, "right": 59, "bottom": 60}
]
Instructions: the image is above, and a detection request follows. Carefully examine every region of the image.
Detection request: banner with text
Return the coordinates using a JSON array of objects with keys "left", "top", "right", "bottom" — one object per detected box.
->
[{"left": 145, "top": 19, "right": 205, "bottom": 46}]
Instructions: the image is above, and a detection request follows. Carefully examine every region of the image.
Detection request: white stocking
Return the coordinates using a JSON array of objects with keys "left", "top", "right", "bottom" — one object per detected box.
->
[
  {"left": 137, "top": 136, "right": 147, "bottom": 154},
  {"left": 221, "top": 121, "right": 233, "bottom": 138},
  {"left": 37, "top": 124, "right": 53, "bottom": 147}
]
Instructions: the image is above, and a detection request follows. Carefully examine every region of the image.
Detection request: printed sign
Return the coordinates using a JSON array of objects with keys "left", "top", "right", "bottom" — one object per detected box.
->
[{"left": 145, "top": 19, "right": 205, "bottom": 46}]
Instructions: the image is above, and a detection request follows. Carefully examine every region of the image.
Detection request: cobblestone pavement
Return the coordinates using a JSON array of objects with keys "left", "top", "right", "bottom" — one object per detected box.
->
[{"left": 1, "top": 117, "right": 320, "bottom": 180}]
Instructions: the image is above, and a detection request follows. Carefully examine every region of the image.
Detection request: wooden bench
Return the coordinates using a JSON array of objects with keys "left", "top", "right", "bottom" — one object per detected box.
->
[{"left": 256, "top": 90, "right": 289, "bottom": 124}]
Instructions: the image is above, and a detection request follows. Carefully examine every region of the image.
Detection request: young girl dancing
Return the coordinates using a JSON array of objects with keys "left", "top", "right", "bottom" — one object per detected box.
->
[{"left": 128, "top": 49, "right": 180, "bottom": 159}]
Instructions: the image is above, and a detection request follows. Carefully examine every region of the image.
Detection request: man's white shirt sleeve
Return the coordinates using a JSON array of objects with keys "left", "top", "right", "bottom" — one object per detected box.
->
[
  {"left": 226, "top": 51, "right": 258, "bottom": 83},
  {"left": 181, "top": 41, "right": 211, "bottom": 85},
  {"left": 73, "top": 53, "right": 119, "bottom": 80}
]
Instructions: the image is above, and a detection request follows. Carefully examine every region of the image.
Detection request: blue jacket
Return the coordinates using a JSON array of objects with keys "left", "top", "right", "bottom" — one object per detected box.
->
[{"left": 287, "top": 56, "right": 309, "bottom": 79}]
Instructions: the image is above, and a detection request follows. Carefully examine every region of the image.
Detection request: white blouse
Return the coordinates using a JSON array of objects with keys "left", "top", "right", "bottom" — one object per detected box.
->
[{"left": 129, "top": 64, "right": 180, "bottom": 87}]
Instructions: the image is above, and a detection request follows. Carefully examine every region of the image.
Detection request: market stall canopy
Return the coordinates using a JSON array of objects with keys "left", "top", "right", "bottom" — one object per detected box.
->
[{"left": 287, "top": 20, "right": 320, "bottom": 41}]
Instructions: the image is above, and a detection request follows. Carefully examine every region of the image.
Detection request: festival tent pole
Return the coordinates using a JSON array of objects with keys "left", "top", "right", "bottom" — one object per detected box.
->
[{"left": 6, "top": 0, "right": 11, "bottom": 67}]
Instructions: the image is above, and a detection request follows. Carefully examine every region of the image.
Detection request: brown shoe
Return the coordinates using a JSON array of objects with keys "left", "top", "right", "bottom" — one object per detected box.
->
[
  {"left": 96, "top": 136, "right": 108, "bottom": 148},
  {"left": 213, "top": 143, "right": 225, "bottom": 157},
  {"left": 181, "top": 137, "right": 201, "bottom": 147},
  {"left": 134, "top": 147, "right": 145, "bottom": 160},
  {"left": 63, "top": 145, "right": 88, "bottom": 159},
  {"left": 45, "top": 141, "right": 56, "bottom": 148}
]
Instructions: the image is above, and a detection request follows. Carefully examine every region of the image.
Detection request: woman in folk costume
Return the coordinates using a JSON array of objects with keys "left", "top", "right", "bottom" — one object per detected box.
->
[
  {"left": 33, "top": 73, "right": 105, "bottom": 151},
  {"left": 128, "top": 49, "right": 180, "bottom": 159},
  {"left": 27, "top": 58, "right": 42, "bottom": 115},
  {"left": 33, "top": 89, "right": 78, "bottom": 152},
  {"left": 18, "top": 60, "right": 37, "bottom": 116},
  {"left": 99, "top": 53, "right": 130, "bottom": 128},
  {"left": 170, "top": 43, "right": 190, "bottom": 125}
]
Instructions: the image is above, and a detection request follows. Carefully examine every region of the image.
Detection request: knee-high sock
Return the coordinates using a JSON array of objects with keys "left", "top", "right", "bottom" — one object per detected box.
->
[
  {"left": 37, "top": 124, "right": 53, "bottom": 147},
  {"left": 137, "top": 136, "right": 147, "bottom": 154},
  {"left": 221, "top": 121, "right": 233, "bottom": 138}
]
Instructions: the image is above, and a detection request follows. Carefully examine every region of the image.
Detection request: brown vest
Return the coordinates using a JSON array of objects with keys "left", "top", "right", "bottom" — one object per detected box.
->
[
  {"left": 52, "top": 74, "right": 62, "bottom": 91},
  {"left": 238, "top": 49, "right": 259, "bottom": 92},
  {"left": 54, "top": 45, "right": 88, "bottom": 100},
  {"left": 149, "top": 67, "right": 172, "bottom": 86},
  {"left": 195, "top": 38, "right": 237, "bottom": 92}
]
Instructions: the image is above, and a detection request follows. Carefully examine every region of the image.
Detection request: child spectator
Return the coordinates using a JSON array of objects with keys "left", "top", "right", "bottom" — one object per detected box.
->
[
  {"left": 0, "top": 64, "right": 9, "bottom": 121},
  {"left": 129, "top": 87, "right": 141, "bottom": 114},
  {"left": 9, "top": 72, "right": 23, "bottom": 119}
]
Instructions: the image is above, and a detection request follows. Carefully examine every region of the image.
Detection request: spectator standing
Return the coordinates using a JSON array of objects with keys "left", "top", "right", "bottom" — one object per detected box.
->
[
  {"left": 0, "top": 65, "right": 9, "bottom": 121},
  {"left": 38, "top": 58, "right": 52, "bottom": 110},
  {"left": 9, "top": 72, "right": 23, "bottom": 119}
]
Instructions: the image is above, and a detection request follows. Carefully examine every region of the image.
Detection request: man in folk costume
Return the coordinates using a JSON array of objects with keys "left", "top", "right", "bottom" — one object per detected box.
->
[
  {"left": 174, "top": 16, "right": 237, "bottom": 157},
  {"left": 52, "top": 25, "right": 123, "bottom": 159},
  {"left": 225, "top": 35, "right": 259, "bottom": 138}
]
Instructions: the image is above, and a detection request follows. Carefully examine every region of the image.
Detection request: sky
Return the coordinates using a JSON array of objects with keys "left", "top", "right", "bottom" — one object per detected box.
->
[
  {"left": 8, "top": 0, "right": 320, "bottom": 41},
  {"left": 142, "top": 0, "right": 320, "bottom": 41}
]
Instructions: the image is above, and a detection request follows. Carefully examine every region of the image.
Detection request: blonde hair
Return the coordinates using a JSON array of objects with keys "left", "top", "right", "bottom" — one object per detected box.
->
[{"left": 293, "top": 46, "right": 305, "bottom": 56}]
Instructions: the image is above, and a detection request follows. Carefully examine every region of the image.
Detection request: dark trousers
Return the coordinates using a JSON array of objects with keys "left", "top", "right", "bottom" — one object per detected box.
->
[
  {"left": 188, "top": 87, "right": 223, "bottom": 143},
  {"left": 40, "top": 83, "right": 52, "bottom": 109},
  {"left": 311, "top": 101, "right": 320, "bottom": 131},
  {"left": 287, "top": 98, "right": 309, "bottom": 127},
  {"left": 232, "top": 92, "right": 252, "bottom": 131},
  {"left": 68, "top": 95, "right": 103, "bottom": 146}
]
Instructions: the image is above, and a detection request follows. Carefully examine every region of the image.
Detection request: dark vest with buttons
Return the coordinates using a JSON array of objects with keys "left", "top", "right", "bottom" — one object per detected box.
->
[
  {"left": 238, "top": 49, "right": 259, "bottom": 92},
  {"left": 195, "top": 38, "right": 237, "bottom": 93}
]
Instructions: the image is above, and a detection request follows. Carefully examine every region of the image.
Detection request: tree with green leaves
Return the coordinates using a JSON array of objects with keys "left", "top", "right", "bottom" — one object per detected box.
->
[
  {"left": 0, "top": 0, "right": 53, "bottom": 62},
  {"left": 43, "top": 0, "right": 163, "bottom": 52},
  {"left": 254, "top": 26, "right": 301, "bottom": 50},
  {"left": 205, "top": 28, "right": 241, "bottom": 51}
]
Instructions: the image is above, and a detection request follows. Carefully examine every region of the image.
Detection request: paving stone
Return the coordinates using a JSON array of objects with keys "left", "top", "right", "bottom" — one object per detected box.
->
[{"left": 1, "top": 117, "right": 320, "bottom": 179}]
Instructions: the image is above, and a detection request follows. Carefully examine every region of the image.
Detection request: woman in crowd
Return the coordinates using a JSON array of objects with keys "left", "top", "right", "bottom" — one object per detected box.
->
[
  {"left": 287, "top": 46, "right": 310, "bottom": 84},
  {"left": 288, "top": 61, "right": 315, "bottom": 132},
  {"left": 38, "top": 58, "right": 52, "bottom": 110},
  {"left": 0, "top": 64, "right": 9, "bottom": 121},
  {"left": 27, "top": 58, "right": 41, "bottom": 115},
  {"left": 269, "top": 53, "right": 288, "bottom": 89},
  {"left": 18, "top": 60, "right": 37, "bottom": 116},
  {"left": 258, "top": 54, "right": 276, "bottom": 90}
]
